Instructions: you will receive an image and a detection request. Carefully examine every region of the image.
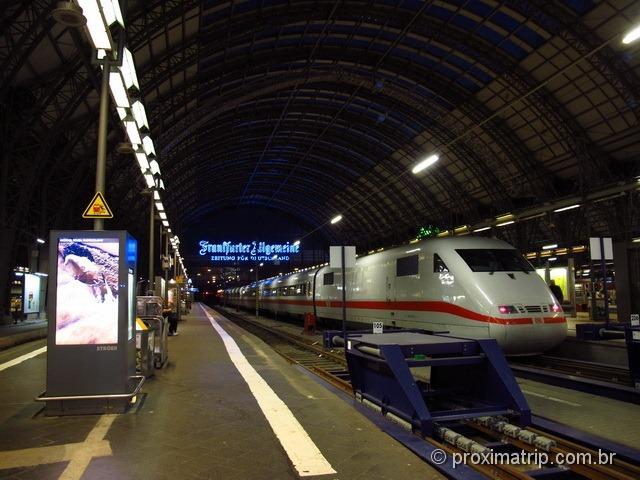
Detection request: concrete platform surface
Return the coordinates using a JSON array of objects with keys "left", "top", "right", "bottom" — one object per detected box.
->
[{"left": 0, "top": 303, "right": 444, "bottom": 480}]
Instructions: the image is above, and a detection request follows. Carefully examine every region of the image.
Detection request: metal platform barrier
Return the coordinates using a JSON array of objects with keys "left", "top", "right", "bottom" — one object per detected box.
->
[
  {"left": 326, "top": 330, "right": 530, "bottom": 437},
  {"left": 35, "top": 375, "right": 145, "bottom": 415}
]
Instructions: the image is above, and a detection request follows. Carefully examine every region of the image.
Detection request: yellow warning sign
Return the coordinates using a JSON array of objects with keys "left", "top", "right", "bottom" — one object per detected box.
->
[{"left": 82, "top": 192, "right": 113, "bottom": 219}]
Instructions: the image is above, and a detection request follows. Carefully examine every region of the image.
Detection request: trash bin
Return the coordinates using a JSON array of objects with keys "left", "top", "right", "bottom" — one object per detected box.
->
[{"left": 136, "top": 321, "right": 155, "bottom": 378}]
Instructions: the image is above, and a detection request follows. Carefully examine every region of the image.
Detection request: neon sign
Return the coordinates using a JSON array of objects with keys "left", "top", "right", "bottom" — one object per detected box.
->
[{"left": 198, "top": 241, "right": 300, "bottom": 262}]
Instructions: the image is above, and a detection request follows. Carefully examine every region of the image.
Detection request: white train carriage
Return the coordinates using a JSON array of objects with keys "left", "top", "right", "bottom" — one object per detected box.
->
[{"left": 227, "top": 236, "right": 567, "bottom": 355}]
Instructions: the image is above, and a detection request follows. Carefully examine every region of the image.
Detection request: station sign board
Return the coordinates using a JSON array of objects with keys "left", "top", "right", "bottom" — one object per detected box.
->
[{"left": 198, "top": 240, "right": 300, "bottom": 262}]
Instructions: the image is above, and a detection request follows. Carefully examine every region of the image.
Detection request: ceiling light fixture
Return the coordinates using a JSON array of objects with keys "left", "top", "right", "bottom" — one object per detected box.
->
[
  {"left": 553, "top": 204, "right": 580, "bottom": 213},
  {"left": 411, "top": 154, "right": 439, "bottom": 174},
  {"left": 622, "top": 24, "right": 640, "bottom": 44}
]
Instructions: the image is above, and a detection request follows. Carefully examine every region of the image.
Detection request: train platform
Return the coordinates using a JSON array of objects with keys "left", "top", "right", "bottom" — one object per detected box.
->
[
  {"left": 0, "top": 303, "right": 444, "bottom": 480},
  {"left": 220, "top": 307, "right": 640, "bottom": 449},
  {"left": 0, "top": 318, "right": 47, "bottom": 350}
]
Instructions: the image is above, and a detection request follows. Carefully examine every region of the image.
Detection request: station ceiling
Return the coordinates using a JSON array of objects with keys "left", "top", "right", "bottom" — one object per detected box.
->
[{"left": 2, "top": 0, "right": 640, "bottom": 257}]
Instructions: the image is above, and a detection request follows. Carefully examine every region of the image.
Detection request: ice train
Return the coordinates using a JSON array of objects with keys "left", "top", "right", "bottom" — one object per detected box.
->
[{"left": 226, "top": 237, "right": 567, "bottom": 355}]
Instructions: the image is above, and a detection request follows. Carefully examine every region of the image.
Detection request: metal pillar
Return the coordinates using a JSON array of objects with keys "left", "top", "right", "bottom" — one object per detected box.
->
[
  {"left": 600, "top": 238, "right": 610, "bottom": 326},
  {"left": 255, "top": 266, "right": 259, "bottom": 317},
  {"left": 567, "top": 256, "right": 576, "bottom": 311},
  {"left": 94, "top": 56, "right": 110, "bottom": 231},
  {"left": 148, "top": 193, "right": 154, "bottom": 295},
  {"left": 613, "top": 241, "right": 631, "bottom": 324},
  {"left": 164, "top": 229, "right": 169, "bottom": 299},
  {"left": 341, "top": 245, "right": 347, "bottom": 357}
]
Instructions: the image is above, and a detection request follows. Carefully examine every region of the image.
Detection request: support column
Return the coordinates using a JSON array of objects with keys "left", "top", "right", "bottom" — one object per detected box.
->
[
  {"left": 614, "top": 241, "right": 631, "bottom": 324},
  {"left": 567, "top": 257, "right": 576, "bottom": 311},
  {"left": 94, "top": 56, "right": 110, "bottom": 231},
  {"left": 164, "top": 229, "right": 169, "bottom": 299},
  {"left": 148, "top": 193, "right": 155, "bottom": 295}
]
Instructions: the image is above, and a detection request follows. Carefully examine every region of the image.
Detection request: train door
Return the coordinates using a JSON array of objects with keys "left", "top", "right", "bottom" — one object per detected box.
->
[
  {"left": 394, "top": 254, "right": 421, "bottom": 326},
  {"left": 386, "top": 276, "right": 392, "bottom": 303}
]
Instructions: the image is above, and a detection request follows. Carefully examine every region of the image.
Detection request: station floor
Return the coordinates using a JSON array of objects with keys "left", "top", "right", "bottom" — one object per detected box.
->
[{"left": 0, "top": 304, "right": 445, "bottom": 480}]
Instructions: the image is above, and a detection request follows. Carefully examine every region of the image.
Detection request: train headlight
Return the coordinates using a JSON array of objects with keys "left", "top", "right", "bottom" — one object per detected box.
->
[
  {"left": 498, "top": 305, "right": 517, "bottom": 314},
  {"left": 550, "top": 304, "right": 563, "bottom": 313}
]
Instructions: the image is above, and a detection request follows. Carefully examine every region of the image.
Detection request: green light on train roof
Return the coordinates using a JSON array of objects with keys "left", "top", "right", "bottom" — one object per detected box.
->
[{"left": 417, "top": 225, "right": 441, "bottom": 239}]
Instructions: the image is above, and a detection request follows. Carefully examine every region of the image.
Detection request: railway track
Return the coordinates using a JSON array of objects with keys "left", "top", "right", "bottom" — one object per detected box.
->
[
  {"left": 217, "top": 307, "right": 640, "bottom": 480},
  {"left": 509, "top": 355, "right": 631, "bottom": 386}
]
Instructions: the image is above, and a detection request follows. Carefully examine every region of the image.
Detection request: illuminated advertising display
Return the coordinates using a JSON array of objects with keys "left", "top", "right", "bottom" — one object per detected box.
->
[
  {"left": 198, "top": 240, "right": 300, "bottom": 262},
  {"left": 23, "top": 273, "right": 41, "bottom": 314},
  {"left": 55, "top": 237, "right": 120, "bottom": 345}
]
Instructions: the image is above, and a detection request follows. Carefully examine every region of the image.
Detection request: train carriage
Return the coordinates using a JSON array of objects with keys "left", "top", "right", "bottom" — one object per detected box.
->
[{"left": 226, "top": 236, "right": 567, "bottom": 355}]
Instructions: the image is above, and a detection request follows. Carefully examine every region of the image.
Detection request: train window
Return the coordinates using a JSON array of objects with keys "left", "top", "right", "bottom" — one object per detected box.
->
[
  {"left": 434, "top": 254, "right": 449, "bottom": 273},
  {"left": 456, "top": 249, "right": 534, "bottom": 272},
  {"left": 397, "top": 255, "right": 419, "bottom": 276},
  {"left": 324, "top": 272, "right": 334, "bottom": 285}
]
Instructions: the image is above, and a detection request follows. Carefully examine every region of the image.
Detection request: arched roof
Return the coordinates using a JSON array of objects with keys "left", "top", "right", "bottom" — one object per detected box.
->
[{"left": 1, "top": 0, "right": 639, "bottom": 258}]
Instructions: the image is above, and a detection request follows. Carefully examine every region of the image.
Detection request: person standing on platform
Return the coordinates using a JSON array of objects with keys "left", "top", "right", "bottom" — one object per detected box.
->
[
  {"left": 549, "top": 280, "right": 564, "bottom": 304},
  {"left": 166, "top": 301, "right": 178, "bottom": 336}
]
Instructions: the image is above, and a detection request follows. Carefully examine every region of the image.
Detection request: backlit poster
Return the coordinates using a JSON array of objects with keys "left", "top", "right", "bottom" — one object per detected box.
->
[
  {"left": 23, "top": 273, "right": 41, "bottom": 314},
  {"left": 128, "top": 270, "right": 134, "bottom": 341},
  {"left": 56, "top": 238, "right": 120, "bottom": 345}
]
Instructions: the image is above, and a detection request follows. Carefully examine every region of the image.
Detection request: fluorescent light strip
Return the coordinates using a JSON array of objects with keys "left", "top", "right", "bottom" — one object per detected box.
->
[
  {"left": 125, "top": 120, "right": 141, "bottom": 145},
  {"left": 77, "top": 0, "right": 111, "bottom": 50},
  {"left": 143, "top": 136, "right": 155, "bottom": 156},
  {"left": 472, "top": 226, "right": 491, "bottom": 232},
  {"left": 98, "top": 0, "right": 123, "bottom": 27},
  {"left": 622, "top": 24, "right": 640, "bottom": 44},
  {"left": 109, "top": 70, "right": 129, "bottom": 108},
  {"left": 120, "top": 48, "right": 139, "bottom": 90},
  {"left": 155, "top": 202, "right": 164, "bottom": 211},
  {"left": 496, "top": 220, "right": 515, "bottom": 227},
  {"left": 131, "top": 101, "right": 149, "bottom": 129},
  {"left": 330, "top": 214, "right": 342, "bottom": 224},
  {"left": 144, "top": 173, "right": 154, "bottom": 188},
  {"left": 495, "top": 213, "right": 514, "bottom": 222},
  {"left": 411, "top": 154, "right": 439, "bottom": 174},
  {"left": 542, "top": 244, "right": 557, "bottom": 250},
  {"left": 136, "top": 152, "right": 149, "bottom": 171},
  {"left": 149, "top": 159, "right": 160, "bottom": 176},
  {"left": 554, "top": 204, "right": 580, "bottom": 212}
]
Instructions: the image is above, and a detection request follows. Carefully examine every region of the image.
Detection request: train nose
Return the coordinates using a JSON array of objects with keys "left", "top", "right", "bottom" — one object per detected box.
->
[{"left": 501, "top": 321, "right": 567, "bottom": 355}]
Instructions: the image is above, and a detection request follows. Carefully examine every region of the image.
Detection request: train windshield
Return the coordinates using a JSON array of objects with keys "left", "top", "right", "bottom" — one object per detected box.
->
[{"left": 455, "top": 249, "right": 534, "bottom": 273}]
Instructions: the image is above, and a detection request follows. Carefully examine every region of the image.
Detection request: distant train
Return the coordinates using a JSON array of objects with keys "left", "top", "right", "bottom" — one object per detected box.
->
[{"left": 226, "top": 237, "right": 567, "bottom": 355}]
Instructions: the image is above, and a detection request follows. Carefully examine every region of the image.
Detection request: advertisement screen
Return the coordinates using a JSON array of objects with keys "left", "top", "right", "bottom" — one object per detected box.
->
[
  {"left": 128, "top": 270, "right": 134, "bottom": 341},
  {"left": 56, "top": 238, "right": 120, "bottom": 345},
  {"left": 23, "top": 273, "right": 41, "bottom": 314}
]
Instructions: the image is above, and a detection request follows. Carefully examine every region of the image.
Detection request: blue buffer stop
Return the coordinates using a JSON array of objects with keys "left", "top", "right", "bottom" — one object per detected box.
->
[{"left": 328, "top": 331, "right": 531, "bottom": 437}]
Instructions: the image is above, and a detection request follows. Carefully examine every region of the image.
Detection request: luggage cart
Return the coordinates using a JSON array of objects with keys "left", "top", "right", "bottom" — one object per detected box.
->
[{"left": 136, "top": 296, "right": 169, "bottom": 368}]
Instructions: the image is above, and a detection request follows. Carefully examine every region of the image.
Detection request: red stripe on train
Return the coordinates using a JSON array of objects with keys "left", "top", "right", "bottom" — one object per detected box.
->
[{"left": 258, "top": 298, "right": 566, "bottom": 325}]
